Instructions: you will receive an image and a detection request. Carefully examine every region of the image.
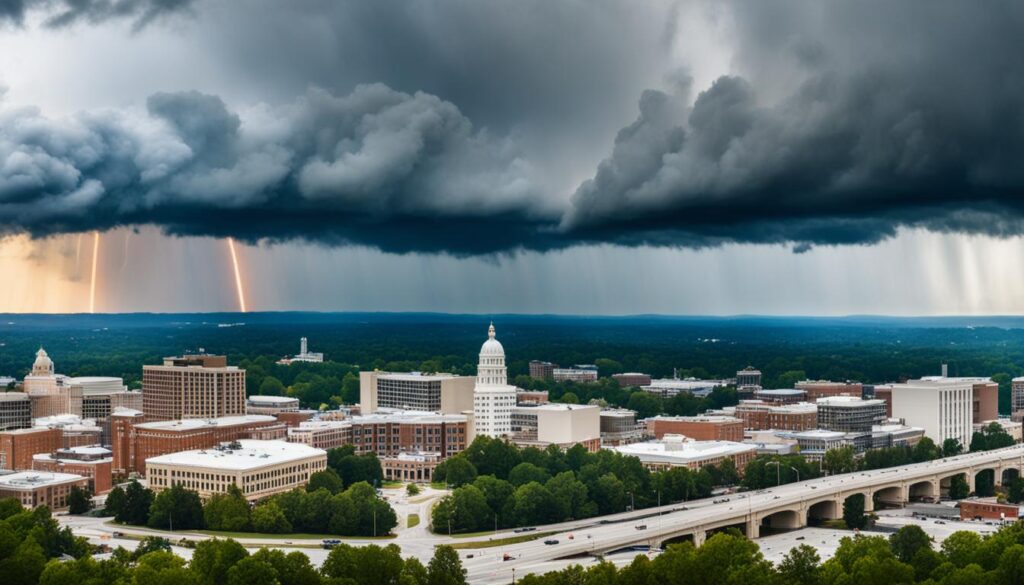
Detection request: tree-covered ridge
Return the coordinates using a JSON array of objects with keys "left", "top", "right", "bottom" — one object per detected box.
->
[{"left": 4, "top": 313, "right": 1024, "bottom": 412}]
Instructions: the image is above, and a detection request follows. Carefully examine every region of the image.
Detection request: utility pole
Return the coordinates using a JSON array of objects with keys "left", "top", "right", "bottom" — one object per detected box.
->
[
  {"left": 790, "top": 467, "right": 800, "bottom": 483},
  {"left": 374, "top": 508, "right": 377, "bottom": 537},
  {"left": 766, "top": 461, "right": 781, "bottom": 486}
]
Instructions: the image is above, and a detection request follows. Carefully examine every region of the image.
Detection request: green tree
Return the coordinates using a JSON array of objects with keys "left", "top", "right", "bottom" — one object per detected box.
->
[
  {"left": 508, "top": 463, "right": 551, "bottom": 487},
  {"left": 626, "top": 392, "right": 662, "bottom": 419},
  {"left": 590, "top": 473, "right": 627, "bottom": 514},
  {"left": 251, "top": 502, "right": 292, "bottom": 534},
  {"left": 823, "top": 446, "right": 857, "bottom": 475},
  {"left": 511, "top": 482, "right": 560, "bottom": 526},
  {"left": 67, "top": 485, "right": 92, "bottom": 515},
  {"left": 546, "top": 471, "right": 589, "bottom": 521},
  {"left": 257, "top": 376, "right": 285, "bottom": 396},
  {"left": 117, "top": 480, "right": 154, "bottom": 526},
  {"left": 778, "top": 544, "right": 821, "bottom": 585},
  {"left": 842, "top": 493, "right": 867, "bottom": 530},
  {"left": 407, "top": 483, "right": 421, "bottom": 496},
  {"left": 341, "top": 372, "right": 360, "bottom": 404},
  {"left": 204, "top": 484, "right": 251, "bottom": 532},
  {"left": 942, "top": 438, "right": 964, "bottom": 457},
  {"left": 307, "top": 468, "right": 345, "bottom": 494},
  {"left": 775, "top": 370, "right": 807, "bottom": 389},
  {"left": 912, "top": 436, "right": 941, "bottom": 462},
  {"left": 427, "top": 545, "right": 466, "bottom": 585},
  {"left": 321, "top": 544, "right": 405, "bottom": 585},
  {"left": 948, "top": 474, "right": 970, "bottom": 500},
  {"left": 149, "top": 484, "right": 204, "bottom": 530},
  {"left": 560, "top": 392, "right": 580, "bottom": 404},
  {"left": 251, "top": 549, "right": 320, "bottom": 585},
  {"left": 402, "top": 557, "right": 429, "bottom": 585},
  {"left": 1008, "top": 477, "right": 1024, "bottom": 503},
  {"left": 226, "top": 556, "right": 279, "bottom": 585},
  {"left": 191, "top": 538, "right": 249, "bottom": 585},
  {"left": 133, "top": 536, "right": 172, "bottom": 559},
  {"left": 432, "top": 485, "right": 490, "bottom": 534},
  {"left": 440, "top": 456, "right": 478, "bottom": 487},
  {"left": 941, "top": 531, "right": 982, "bottom": 568},
  {"left": 889, "top": 524, "right": 932, "bottom": 563}
]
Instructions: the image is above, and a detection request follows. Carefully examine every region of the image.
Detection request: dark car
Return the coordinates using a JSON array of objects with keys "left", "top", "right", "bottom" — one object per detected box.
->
[{"left": 544, "top": 539, "right": 559, "bottom": 545}]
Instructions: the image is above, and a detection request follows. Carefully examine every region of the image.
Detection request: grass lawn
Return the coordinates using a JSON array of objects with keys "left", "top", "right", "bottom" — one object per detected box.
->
[
  {"left": 447, "top": 532, "right": 556, "bottom": 550},
  {"left": 381, "top": 481, "right": 404, "bottom": 489},
  {"left": 408, "top": 514, "right": 420, "bottom": 529}
]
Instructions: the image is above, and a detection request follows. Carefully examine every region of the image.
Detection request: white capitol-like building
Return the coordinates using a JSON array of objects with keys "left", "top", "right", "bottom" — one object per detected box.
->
[{"left": 473, "top": 323, "right": 517, "bottom": 437}]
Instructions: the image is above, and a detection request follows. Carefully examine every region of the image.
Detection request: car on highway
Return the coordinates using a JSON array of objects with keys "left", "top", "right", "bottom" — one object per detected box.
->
[
  {"left": 544, "top": 539, "right": 559, "bottom": 545},
  {"left": 635, "top": 524, "right": 647, "bottom": 530}
]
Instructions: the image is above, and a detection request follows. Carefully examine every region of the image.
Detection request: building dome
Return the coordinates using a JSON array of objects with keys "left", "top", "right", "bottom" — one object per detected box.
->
[
  {"left": 31, "top": 347, "right": 54, "bottom": 376},
  {"left": 479, "top": 323, "right": 505, "bottom": 358}
]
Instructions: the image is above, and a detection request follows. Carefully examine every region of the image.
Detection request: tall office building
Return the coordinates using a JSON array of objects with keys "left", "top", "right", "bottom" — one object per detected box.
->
[
  {"left": 529, "top": 361, "right": 557, "bottom": 380},
  {"left": 473, "top": 324, "right": 517, "bottom": 438},
  {"left": 142, "top": 355, "right": 246, "bottom": 421},
  {"left": 359, "top": 371, "right": 474, "bottom": 414},
  {"left": 1013, "top": 377, "right": 1024, "bottom": 421},
  {"left": 891, "top": 377, "right": 974, "bottom": 446},
  {"left": 0, "top": 393, "right": 31, "bottom": 431},
  {"left": 816, "top": 396, "right": 888, "bottom": 433}
]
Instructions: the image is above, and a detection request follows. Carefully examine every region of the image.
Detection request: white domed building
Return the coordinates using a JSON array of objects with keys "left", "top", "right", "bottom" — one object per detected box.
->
[{"left": 472, "top": 323, "right": 518, "bottom": 437}]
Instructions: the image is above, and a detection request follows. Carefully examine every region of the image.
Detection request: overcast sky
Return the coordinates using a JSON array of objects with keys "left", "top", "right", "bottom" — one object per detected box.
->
[{"left": 2, "top": 0, "right": 1023, "bottom": 314}]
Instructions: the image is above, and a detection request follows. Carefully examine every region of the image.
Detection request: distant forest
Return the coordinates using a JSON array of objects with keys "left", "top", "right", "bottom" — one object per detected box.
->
[{"left": 1, "top": 313, "right": 1023, "bottom": 413}]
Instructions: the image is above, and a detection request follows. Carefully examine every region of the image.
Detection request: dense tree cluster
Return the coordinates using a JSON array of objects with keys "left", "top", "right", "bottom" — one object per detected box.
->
[
  {"left": 0, "top": 500, "right": 89, "bottom": 585},
  {"left": 19, "top": 521, "right": 466, "bottom": 585},
  {"left": 430, "top": 437, "right": 738, "bottom": 533},
  {"left": 104, "top": 476, "right": 396, "bottom": 537},
  {"left": 518, "top": 524, "right": 1024, "bottom": 585}
]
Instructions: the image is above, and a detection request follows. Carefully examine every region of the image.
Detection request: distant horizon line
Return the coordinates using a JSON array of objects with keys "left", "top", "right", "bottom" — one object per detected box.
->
[{"left": 2, "top": 311, "right": 1024, "bottom": 320}]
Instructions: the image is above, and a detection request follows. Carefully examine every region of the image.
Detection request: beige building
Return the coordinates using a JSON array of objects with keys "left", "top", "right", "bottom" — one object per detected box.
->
[
  {"left": 360, "top": 371, "right": 474, "bottom": 414},
  {"left": 0, "top": 471, "right": 89, "bottom": 509},
  {"left": 146, "top": 439, "right": 327, "bottom": 501},
  {"left": 609, "top": 435, "right": 757, "bottom": 472},
  {"left": 511, "top": 403, "right": 601, "bottom": 451},
  {"left": 246, "top": 395, "right": 301, "bottom": 415},
  {"left": 891, "top": 377, "right": 974, "bottom": 446},
  {"left": 287, "top": 420, "right": 352, "bottom": 450},
  {"left": 142, "top": 355, "right": 246, "bottom": 421}
]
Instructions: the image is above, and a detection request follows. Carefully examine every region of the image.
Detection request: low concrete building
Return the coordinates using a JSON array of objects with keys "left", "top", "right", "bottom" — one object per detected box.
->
[
  {"left": 726, "top": 401, "right": 818, "bottom": 431},
  {"left": 382, "top": 451, "right": 442, "bottom": 482},
  {"left": 360, "top": 371, "right": 475, "bottom": 414},
  {"left": 600, "top": 409, "right": 646, "bottom": 446},
  {"left": 246, "top": 395, "right": 300, "bottom": 415},
  {"left": 552, "top": 367, "right": 598, "bottom": 383},
  {"left": 0, "top": 471, "right": 89, "bottom": 509},
  {"left": 287, "top": 420, "right": 352, "bottom": 450},
  {"left": 510, "top": 403, "right": 601, "bottom": 451},
  {"left": 146, "top": 439, "right": 327, "bottom": 501},
  {"left": 609, "top": 434, "right": 756, "bottom": 472},
  {"left": 816, "top": 396, "right": 888, "bottom": 433},
  {"left": 754, "top": 389, "right": 806, "bottom": 404},
  {"left": 646, "top": 415, "right": 744, "bottom": 442},
  {"left": 642, "top": 379, "right": 726, "bottom": 398},
  {"left": 0, "top": 393, "right": 31, "bottom": 431},
  {"left": 795, "top": 380, "right": 864, "bottom": 401}
]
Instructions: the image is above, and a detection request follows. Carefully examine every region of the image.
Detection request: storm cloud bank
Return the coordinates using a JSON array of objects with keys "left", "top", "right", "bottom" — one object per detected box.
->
[
  {"left": 3, "top": 1, "right": 1024, "bottom": 254},
  {"left": 0, "top": 0, "right": 193, "bottom": 29}
]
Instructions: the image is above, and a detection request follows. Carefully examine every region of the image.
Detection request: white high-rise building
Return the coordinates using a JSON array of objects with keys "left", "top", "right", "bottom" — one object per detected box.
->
[
  {"left": 890, "top": 377, "right": 973, "bottom": 447},
  {"left": 473, "top": 323, "right": 517, "bottom": 438}
]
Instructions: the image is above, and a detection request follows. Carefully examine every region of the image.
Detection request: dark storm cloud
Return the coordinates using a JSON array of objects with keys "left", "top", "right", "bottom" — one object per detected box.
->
[
  {"left": 565, "top": 1, "right": 1024, "bottom": 251},
  {"left": 4, "top": 0, "right": 1024, "bottom": 254},
  {"left": 0, "top": 85, "right": 553, "bottom": 254},
  {"left": 0, "top": 0, "right": 192, "bottom": 28}
]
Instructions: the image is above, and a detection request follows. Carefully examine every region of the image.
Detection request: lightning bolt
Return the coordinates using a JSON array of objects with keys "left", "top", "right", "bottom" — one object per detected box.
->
[
  {"left": 89, "top": 231, "right": 100, "bottom": 313},
  {"left": 227, "top": 238, "right": 247, "bottom": 312}
]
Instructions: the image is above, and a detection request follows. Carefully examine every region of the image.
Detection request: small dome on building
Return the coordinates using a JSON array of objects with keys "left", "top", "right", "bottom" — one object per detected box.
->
[
  {"left": 32, "top": 347, "right": 54, "bottom": 375},
  {"left": 479, "top": 322, "right": 505, "bottom": 357}
]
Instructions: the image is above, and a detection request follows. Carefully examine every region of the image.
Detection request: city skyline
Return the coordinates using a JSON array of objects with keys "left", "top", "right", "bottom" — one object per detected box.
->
[{"left": 3, "top": 1, "right": 1024, "bottom": 315}]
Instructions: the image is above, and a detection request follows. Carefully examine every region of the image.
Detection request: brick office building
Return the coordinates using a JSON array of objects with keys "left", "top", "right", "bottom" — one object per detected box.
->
[
  {"left": 142, "top": 355, "right": 246, "bottom": 421},
  {"left": 0, "top": 427, "right": 62, "bottom": 470},
  {"left": 795, "top": 381, "right": 864, "bottom": 401},
  {"left": 32, "top": 446, "right": 113, "bottom": 494},
  {"left": 730, "top": 401, "right": 818, "bottom": 431},
  {"left": 112, "top": 414, "right": 286, "bottom": 477},
  {"left": 646, "top": 415, "right": 745, "bottom": 441}
]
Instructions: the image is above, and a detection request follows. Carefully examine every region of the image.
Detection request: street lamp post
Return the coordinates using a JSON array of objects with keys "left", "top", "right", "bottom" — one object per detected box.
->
[
  {"left": 790, "top": 466, "right": 800, "bottom": 483},
  {"left": 766, "top": 461, "right": 781, "bottom": 486},
  {"left": 628, "top": 491, "right": 635, "bottom": 512}
]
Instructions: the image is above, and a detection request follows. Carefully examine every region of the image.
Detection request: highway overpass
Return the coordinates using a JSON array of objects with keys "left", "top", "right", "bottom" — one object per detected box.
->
[{"left": 464, "top": 444, "right": 1024, "bottom": 584}]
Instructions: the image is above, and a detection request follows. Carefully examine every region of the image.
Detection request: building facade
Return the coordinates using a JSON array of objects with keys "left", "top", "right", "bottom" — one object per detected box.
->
[
  {"left": 246, "top": 395, "right": 301, "bottom": 415},
  {"left": 816, "top": 396, "right": 888, "bottom": 433},
  {"left": 348, "top": 411, "right": 470, "bottom": 458},
  {"left": 146, "top": 440, "right": 327, "bottom": 501},
  {"left": 552, "top": 367, "right": 599, "bottom": 383},
  {"left": 112, "top": 414, "right": 286, "bottom": 477},
  {"left": 0, "top": 471, "right": 89, "bottom": 509},
  {"left": 795, "top": 380, "right": 864, "bottom": 401},
  {"left": 646, "top": 415, "right": 745, "bottom": 441},
  {"left": 473, "top": 324, "right": 517, "bottom": 438},
  {"left": 142, "top": 355, "right": 246, "bottom": 421},
  {"left": 359, "top": 371, "right": 474, "bottom": 414},
  {"left": 287, "top": 420, "right": 353, "bottom": 450},
  {"left": 528, "top": 361, "right": 557, "bottom": 380},
  {"left": 736, "top": 367, "right": 762, "bottom": 391},
  {"left": 891, "top": 377, "right": 974, "bottom": 446},
  {"left": 510, "top": 403, "right": 601, "bottom": 451},
  {"left": 600, "top": 409, "right": 647, "bottom": 446},
  {"left": 0, "top": 427, "right": 63, "bottom": 470},
  {"left": 727, "top": 401, "right": 818, "bottom": 431},
  {"left": 609, "top": 435, "right": 757, "bottom": 473},
  {"left": 32, "top": 446, "right": 113, "bottom": 494},
  {"left": 611, "top": 373, "right": 652, "bottom": 388},
  {"left": 0, "top": 393, "right": 31, "bottom": 431}
]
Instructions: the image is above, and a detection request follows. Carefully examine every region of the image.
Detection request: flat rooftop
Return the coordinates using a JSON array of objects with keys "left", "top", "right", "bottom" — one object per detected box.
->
[
  {"left": 515, "top": 403, "right": 599, "bottom": 412},
  {"left": 375, "top": 372, "right": 468, "bottom": 381},
  {"left": 648, "top": 414, "right": 742, "bottom": 423},
  {"left": 0, "top": 471, "right": 85, "bottom": 489},
  {"left": 246, "top": 395, "right": 300, "bottom": 404},
  {"left": 135, "top": 414, "right": 277, "bottom": 431},
  {"left": 816, "top": 396, "right": 885, "bottom": 407},
  {"left": 352, "top": 409, "right": 467, "bottom": 424},
  {"left": 610, "top": 438, "right": 755, "bottom": 463},
  {"left": 0, "top": 392, "right": 29, "bottom": 401},
  {"left": 146, "top": 439, "right": 325, "bottom": 470}
]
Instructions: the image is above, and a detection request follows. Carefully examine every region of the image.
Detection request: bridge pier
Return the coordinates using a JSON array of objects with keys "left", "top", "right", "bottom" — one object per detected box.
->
[
  {"left": 746, "top": 518, "right": 760, "bottom": 539},
  {"left": 693, "top": 530, "right": 705, "bottom": 547}
]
